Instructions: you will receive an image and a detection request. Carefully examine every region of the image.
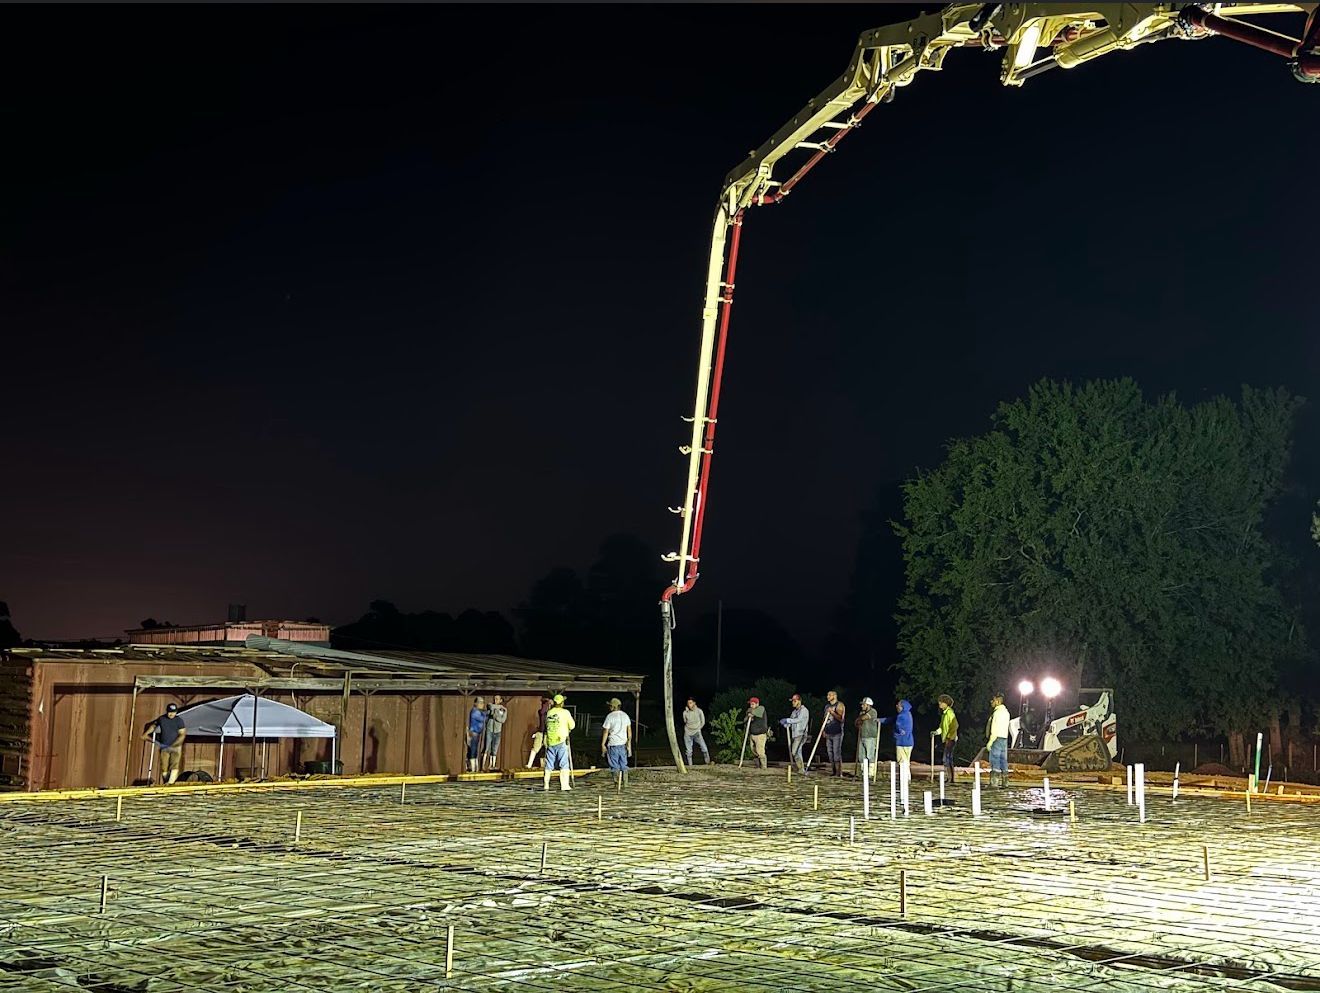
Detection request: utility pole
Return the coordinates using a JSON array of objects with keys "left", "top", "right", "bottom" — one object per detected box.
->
[{"left": 716, "top": 599, "right": 723, "bottom": 691}]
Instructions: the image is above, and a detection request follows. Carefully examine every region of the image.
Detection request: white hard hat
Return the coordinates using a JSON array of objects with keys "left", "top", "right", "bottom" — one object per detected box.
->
[{"left": 861, "top": 696, "right": 873, "bottom": 706}]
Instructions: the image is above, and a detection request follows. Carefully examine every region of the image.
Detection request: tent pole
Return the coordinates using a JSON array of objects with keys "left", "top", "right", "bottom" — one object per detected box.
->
[
  {"left": 219, "top": 735, "right": 225, "bottom": 781},
  {"left": 122, "top": 683, "right": 140, "bottom": 787},
  {"left": 251, "top": 689, "right": 259, "bottom": 781}
]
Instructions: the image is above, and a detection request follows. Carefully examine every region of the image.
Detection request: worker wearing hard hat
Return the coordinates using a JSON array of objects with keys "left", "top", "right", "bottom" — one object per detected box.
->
[
  {"left": 744, "top": 697, "right": 769, "bottom": 769},
  {"left": 986, "top": 692, "right": 1011, "bottom": 787},
  {"left": 543, "top": 693, "right": 577, "bottom": 792},
  {"left": 855, "top": 697, "right": 881, "bottom": 774}
]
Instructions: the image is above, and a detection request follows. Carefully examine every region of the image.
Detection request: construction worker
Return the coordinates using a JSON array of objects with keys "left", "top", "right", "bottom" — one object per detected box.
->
[
  {"left": 936, "top": 693, "right": 959, "bottom": 782},
  {"left": 855, "top": 696, "right": 881, "bottom": 774},
  {"left": 745, "top": 696, "right": 769, "bottom": 769},
  {"left": 484, "top": 694, "right": 508, "bottom": 771},
  {"left": 822, "top": 690, "right": 846, "bottom": 777},
  {"left": 881, "top": 699, "right": 914, "bottom": 788},
  {"left": 466, "top": 696, "right": 487, "bottom": 773},
  {"left": 527, "top": 694, "right": 551, "bottom": 768},
  {"left": 600, "top": 697, "right": 633, "bottom": 787},
  {"left": 543, "top": 693, "right": 576, "bottom": 792},
  {"left": 987, "top": 691, "right": 1011, "bottom": 787},
  {"left": 143, "top": 702, "right": 187, "bottom": 785},
  {"left": 780, "top": 693, "right": 809, "bottom": 773},
  {"left": 681, "top": 697, "right": 712, "bottom": 765}
]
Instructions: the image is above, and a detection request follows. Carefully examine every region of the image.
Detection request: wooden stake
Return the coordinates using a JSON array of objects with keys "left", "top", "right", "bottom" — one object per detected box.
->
[
  {"left": 1043, "top": 777, "right": 1051, "bottom": 811},
  {"left": 813, "top": 784, "right": 819, "bottom": 811},
  {"left": 923, "top": 791, "right": 933, "bottom": 815},
  {"left": 1203, "top": 845, "right": 1211, "bottom": 882},
  {"left": 862, "top": 760, "right": 870, "bottom": 820},
  {"left": 849, "top": 815, "right": 855, "bottom": 844},
  {"left": 115, "top": 796, "right": 123, "bottom": 823},
  {"left": 1068, "top": 799, "right": 1075, "bottom": 823},
  {"left": 1245, "top": 790, "right": 1252, "bottom": 814},
  {"left": 445, "top": 924, "right": 455, "bottom": 979},
  {"left": 787, "top": 765, "right": 792, "bottom": 785},
  {"left": 597, "top": 795, "right": 602, "bottom": 822},
  {"left": 899, "top": 869, "right": 907, "bottom": 918},
  {"left": 540, "top": 841, "right": 548, "bottom": 874},
  {"left": 294, "top": 810, "right": 303, "bottom": 843},
  {"left": 400, "top": 782, "right": 407, "bottom": 804},
  {"left": 99, "top": 875, "right": 109, "bottom": 915}
]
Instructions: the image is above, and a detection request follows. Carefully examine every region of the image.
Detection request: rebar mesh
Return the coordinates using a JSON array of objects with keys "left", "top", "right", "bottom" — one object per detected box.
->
[{"left": 2, "top": 767, "right": 1318, "bottom": 991}]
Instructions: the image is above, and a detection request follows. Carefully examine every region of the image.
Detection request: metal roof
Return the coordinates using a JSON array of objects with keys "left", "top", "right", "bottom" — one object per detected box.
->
[{"left": 7, "top": 643, "right": 644, "bottom": 694}]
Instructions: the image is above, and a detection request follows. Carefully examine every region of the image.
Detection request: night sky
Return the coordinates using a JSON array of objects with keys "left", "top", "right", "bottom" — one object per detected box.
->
[{"left": 5, "top": 6, "right": 1318, "bottom": 649}]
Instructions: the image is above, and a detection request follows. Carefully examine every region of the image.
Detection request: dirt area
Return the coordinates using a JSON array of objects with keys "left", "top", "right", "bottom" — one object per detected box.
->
[{"left": 1, "top": 767, "right": 1318, "bottom": 991}]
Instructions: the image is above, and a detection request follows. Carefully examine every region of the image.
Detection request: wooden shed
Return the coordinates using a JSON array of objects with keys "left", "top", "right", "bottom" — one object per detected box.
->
[{"left": 0, "top": 640, "right": 643, "bottom": 791}]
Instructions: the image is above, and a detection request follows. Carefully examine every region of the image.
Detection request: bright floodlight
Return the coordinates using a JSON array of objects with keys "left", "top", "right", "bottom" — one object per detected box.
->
[
  {"left": 1040, "top": 676, "right": 1062, "bottom": 699},
  {"left": 1017, "top": 679, "right": 1034, "bottom": 696}
]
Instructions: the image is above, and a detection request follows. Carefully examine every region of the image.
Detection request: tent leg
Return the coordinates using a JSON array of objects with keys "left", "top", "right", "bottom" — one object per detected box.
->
[
  {"left": 219, "top": 736, "right": 225, "bottom": 781},
  {"left": 331, "top": 734, "right": 337, "bottom": 776}
]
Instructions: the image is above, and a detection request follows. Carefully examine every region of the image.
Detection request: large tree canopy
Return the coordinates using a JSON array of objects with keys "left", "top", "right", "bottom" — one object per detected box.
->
[{"left": 894, "top": 379, "right": 1304, "bottom": 740}]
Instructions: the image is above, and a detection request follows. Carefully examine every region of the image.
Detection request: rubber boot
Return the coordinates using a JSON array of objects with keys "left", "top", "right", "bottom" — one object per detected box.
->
[
  {"left": 168, "top": 769, "right": 179, "bottom": 785},
  {"left": 559, "top": 769, "right": 572, "bottom": 792},
  {"left": 622, "top": 769, "right": 629, "bottom": 788},
  {"left": 527, "top": 750, "right": 536, "bottom": 769},
  {"left": 543, "top": 769, "right": 552, "bottom": 791}
]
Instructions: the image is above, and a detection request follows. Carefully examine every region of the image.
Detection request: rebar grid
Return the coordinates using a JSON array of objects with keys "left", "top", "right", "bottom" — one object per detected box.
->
[{"left": 1, "top": 768, "right": 1318, "bottom": 992}]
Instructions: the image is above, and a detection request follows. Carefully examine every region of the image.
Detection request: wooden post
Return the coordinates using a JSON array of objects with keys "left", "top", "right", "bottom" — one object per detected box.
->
[
  {"left": 294, "top": 810, "right": 303, "bottom": 843},
  {"left": 540, "top": 841, "right": 548, "bottom": 874},
  {"left": 445, "top": 924, "right": 455, "bottom": 979},
  {"left": 99, "top": 875, "right": 109, "bottom": 915},
  {"left": 121, "top": 683, "right": 140, "bottom": 787},
  {"left": 1203, "top": 845, "right": 1211, "bottom": 882},
  {"left": 899, "top": 869, "right": 907, "bottom": 918}
]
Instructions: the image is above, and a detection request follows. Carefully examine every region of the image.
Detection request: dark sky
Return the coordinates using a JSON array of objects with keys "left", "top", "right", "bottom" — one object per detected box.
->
[{"left": 5, "top": 6, "right": 1318, "bottom": 646}]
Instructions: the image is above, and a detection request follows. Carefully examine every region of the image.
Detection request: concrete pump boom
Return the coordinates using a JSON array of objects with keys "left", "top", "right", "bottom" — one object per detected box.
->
[{"left": 657, "top": 3, "right": 1319, "bottom": 773}]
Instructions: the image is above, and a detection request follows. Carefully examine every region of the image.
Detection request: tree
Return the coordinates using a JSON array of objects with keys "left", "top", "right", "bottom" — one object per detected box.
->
[
  {"left": 333, "top": 600, "right": 516, "bottom": 654},
  {"left": 137, "top": 618, "right": 175, "bottom": 630},
  {"left": 894, "top": 379, "right": 1304, "bottom": 746}
]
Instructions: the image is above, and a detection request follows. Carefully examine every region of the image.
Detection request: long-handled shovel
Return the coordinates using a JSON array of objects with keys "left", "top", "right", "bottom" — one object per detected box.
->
[{"left": 804, "top": 720, "right": 827, "bottom": 771}]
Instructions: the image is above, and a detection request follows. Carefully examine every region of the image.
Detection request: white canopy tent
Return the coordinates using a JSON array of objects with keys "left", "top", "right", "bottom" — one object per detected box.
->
[{"left": 176, "top": 694, "right": 338, "bottom": 779}]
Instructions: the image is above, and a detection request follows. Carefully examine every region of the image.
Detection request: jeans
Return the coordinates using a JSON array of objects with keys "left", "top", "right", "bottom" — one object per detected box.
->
[
  {"left": 790, "top": 735, "right": 806, "bottom": 771},
  {"left": 684, "top": 731, "right": 709, "bottom": 762},
  {"left": 989, "top": 737, "right": 1009, "bottom": 772},
  {"left": 606, "top": 744, "right": 629, "bottom": 771},
  {"left": 825, "top": 733, "right": 843, "bottom": 763},
  {"left": 466, "top": 735, "right": 481, "bottom": 760},
  {"left": 943, "top": 740, "right": 957, "bottom": 774},
  {"left": 485, "top": 731, "right": 502, "bottom": 761}
]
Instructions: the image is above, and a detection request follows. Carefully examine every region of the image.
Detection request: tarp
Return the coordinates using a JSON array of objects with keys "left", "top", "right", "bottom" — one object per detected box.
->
[{"left": 176, "top": 694, "right": 337, "bottom": 739}]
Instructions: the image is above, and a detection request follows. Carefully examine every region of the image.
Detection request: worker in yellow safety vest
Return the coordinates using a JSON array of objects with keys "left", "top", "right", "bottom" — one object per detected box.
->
[{"left": 543, "top": 694, "right": 577, "bottom": 792}]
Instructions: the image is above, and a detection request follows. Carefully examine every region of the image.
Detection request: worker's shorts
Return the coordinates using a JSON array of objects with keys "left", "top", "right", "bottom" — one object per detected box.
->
[
  {"left": 857, "top": 737, "right": 878, "bottom": 765},
  {"left": 159, "top": 747, "right": 182, "bottom": 776},
  {"left": 606, "top": 744, "right": 629, "bottom": 771},
  {"left": 544, "top": 743, "right": 570, "bottom": 771},
  {"left": 824, "top": 733, "right": 843, "bottom": 763},
  {"left": 989, "top": 737, "right": 1009, "bottom": 772}
]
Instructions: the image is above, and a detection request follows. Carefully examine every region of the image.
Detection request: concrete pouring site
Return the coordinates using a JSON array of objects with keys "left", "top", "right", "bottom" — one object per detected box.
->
[{"left": 2, "top": 768, "right": 1319, "bottom": 992}]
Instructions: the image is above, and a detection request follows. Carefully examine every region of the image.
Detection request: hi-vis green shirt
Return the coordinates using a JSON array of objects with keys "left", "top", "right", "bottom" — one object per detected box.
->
[
  {"left": 939, "top": 707, "right": 959, "bottom": 741},
  {"left": 545, "top": 706, "right": 576, "bottom": 746}
]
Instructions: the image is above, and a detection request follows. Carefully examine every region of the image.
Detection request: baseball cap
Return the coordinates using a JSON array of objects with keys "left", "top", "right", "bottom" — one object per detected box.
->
[
  {"left": 748, "top": 696, "right": 760, "bottom": 705},
  {"left": 608, "top": 697, "right": 621, "bottom": 708},
  {"left": 166, "top": 703, "right": 178, "bottom": 713},
  {"left": 552, "top": 694, "right": 565, "bottom": 705}
]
